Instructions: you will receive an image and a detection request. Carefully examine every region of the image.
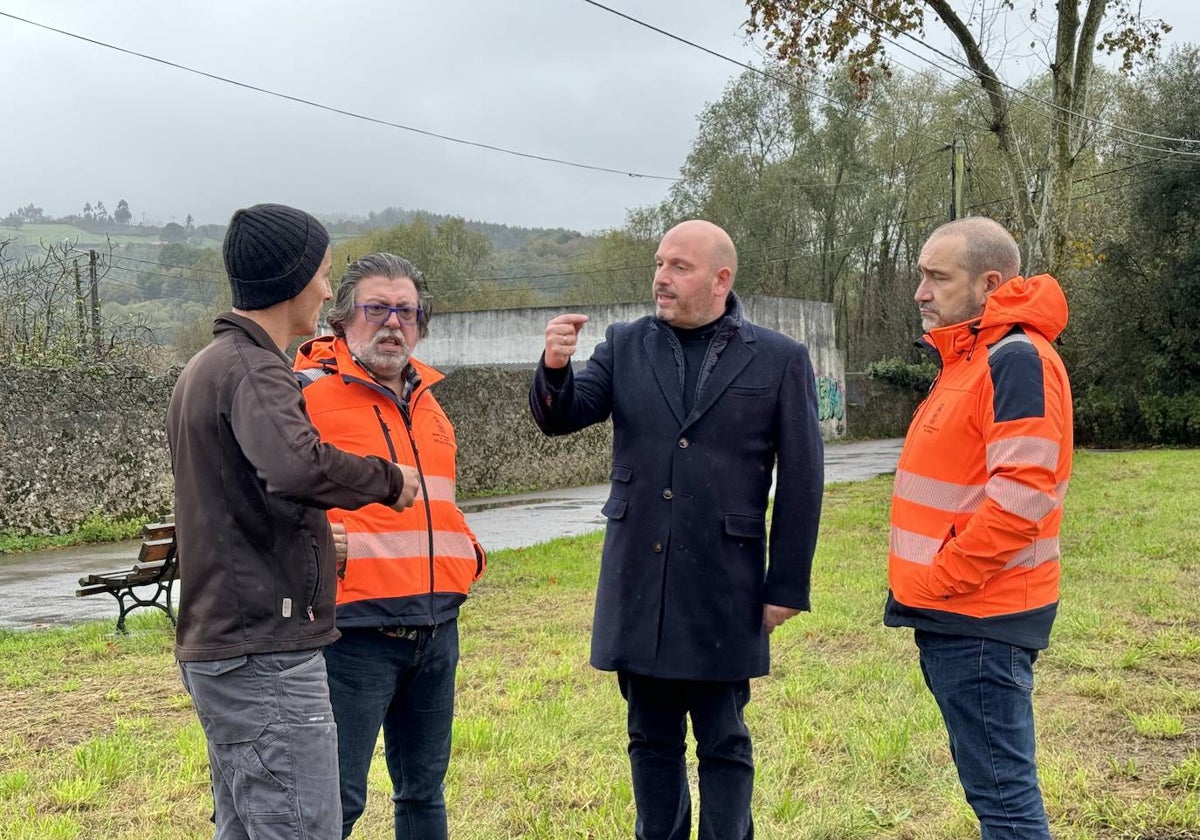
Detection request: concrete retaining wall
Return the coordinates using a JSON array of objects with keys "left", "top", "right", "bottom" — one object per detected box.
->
[
  {"left": 422, "top": 295, "right": 846, "bottom": 438},
  {"left": 844, "top": 372, "right": 924, "bottom": 439}
]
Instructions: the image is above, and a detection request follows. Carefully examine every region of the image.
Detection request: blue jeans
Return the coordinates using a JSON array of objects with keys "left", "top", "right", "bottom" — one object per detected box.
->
[
  {"left": 915, "top": 630, "right": 1051, "bottom": 840},
  {"left": 326, "top": 620, "right": 459, "bottom": 840},
  {"left": 618, "top": 672, "right": 754, "bottom": 840},
  {"left": 179, "top": 649, "right": 340, "bottom": 840}
]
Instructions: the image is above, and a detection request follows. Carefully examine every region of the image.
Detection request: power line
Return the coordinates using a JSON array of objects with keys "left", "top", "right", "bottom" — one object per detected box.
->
[
  {"left": 99, "top": 275, "right": 214, "bottom": 306},
  {"left": 37, "top": 146, "right": 1196, "bottom": 298},
  {"left": 104, "top": 252, "right": 225, "bottom": 275},
  {"left": 577, "top": 0, "right": 949, "bottom": 148},
  {"left": 105, "top": 264, "right": 219, "bottom": 288},
  {"left": 0, "top": 10, "right": 680, "bottom": 182}
]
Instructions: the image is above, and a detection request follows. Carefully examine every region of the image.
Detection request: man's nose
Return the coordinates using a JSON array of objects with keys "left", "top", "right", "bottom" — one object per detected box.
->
[{"left": 384, "top": 308, "right": 404, "bottom": 325}]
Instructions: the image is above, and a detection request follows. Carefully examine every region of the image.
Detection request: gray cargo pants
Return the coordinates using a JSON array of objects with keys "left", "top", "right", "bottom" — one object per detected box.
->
[{"left": 179, "top": 648, "right": 340, "bottom": 840}]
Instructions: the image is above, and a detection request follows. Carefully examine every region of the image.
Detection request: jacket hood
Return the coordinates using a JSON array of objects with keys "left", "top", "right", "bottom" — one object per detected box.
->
[
  {"left": 923, "top": 273, "right": 1068, "bottom": 360},
  {"left": 977, "top": 273, "right": 1068, "bottom": 342},
  {"left": 294, "top": 334, "right": 443, "bottom": 388}
]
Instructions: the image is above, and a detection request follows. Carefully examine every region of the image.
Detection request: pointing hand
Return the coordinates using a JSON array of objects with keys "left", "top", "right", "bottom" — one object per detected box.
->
[{"left": 543, "top": 313, "right": 589, "bottom": 369}]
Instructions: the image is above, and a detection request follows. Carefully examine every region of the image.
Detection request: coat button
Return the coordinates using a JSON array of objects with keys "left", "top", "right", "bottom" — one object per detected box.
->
[
  {"left": 678, "top": 437, "right": 689, "bottom": 448},
  {"left": 653, "top": 542, "right": 663, "bottom": 553},
  {"left": 662, "top": 488, "right": 673, "bottom": 500}
]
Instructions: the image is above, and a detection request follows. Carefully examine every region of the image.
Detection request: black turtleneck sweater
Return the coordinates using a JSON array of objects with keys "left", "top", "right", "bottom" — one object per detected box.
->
[{"left": 671, "top": 316, "right": 721, "bottom": 415}]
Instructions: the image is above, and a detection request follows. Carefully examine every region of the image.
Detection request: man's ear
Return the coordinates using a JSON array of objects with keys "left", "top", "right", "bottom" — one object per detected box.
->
[
  {"left": 714, "top": 266, "right": 734, "bottom": 296},
  {"left": 983, "top": 270, "right": 1005, "bottom": 296}
]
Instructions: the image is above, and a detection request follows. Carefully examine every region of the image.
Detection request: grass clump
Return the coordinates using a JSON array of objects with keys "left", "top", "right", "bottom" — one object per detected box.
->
[{"left": 0, "top": 511, "right": 147, "bottom": 555}]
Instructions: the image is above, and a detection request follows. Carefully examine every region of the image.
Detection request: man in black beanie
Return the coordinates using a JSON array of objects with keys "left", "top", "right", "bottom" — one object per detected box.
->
[{"left": 167, "top": 203, "right": 421, "bottom": 840}]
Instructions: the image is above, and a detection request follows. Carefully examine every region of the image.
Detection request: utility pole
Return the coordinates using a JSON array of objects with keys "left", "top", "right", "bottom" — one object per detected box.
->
[
  {"left": 88, "top": 249, "right": 101, "bottom": 359},
  {"left": 949, "top": 133, "right": 966, "bottom": 220},
  {"left": 74, "top": 258, "right": 87, "bottom": 353}
]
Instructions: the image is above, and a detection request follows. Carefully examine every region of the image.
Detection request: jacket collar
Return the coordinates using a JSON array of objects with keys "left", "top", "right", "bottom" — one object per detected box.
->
[
  {"left": 644, "top": 291, "right": 754, "bottom": 426},
  {"left": 918, "top": 273, "right": 1068, "bottom": 365},
  {"left": 294, "top": 334, "right": 444, "bottom": 396},
  {"left": 214, "top": 312, "right": 290, "bottom": 363}
]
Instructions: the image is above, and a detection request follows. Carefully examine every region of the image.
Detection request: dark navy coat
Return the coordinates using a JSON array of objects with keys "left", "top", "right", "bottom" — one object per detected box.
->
[{"left": 530, "top": 294, "right": 823, "bottom": 680}]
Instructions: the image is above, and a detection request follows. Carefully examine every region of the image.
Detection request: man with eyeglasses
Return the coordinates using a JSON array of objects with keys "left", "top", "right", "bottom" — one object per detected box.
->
[{"left": 294, "top": 252, "right": 485, "bottom": 840}]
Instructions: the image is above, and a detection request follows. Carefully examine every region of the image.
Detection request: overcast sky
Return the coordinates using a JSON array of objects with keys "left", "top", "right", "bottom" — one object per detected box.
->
[{"left": 1, "top": 0, "right": 1196, "bottom": 234}]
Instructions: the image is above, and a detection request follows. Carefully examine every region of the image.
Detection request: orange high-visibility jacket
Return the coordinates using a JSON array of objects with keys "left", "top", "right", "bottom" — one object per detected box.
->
[
  {"left": 295, "top": 336, "right": 485, "bottom": 627},
  {"left": 885, "top": 274, "right": 1073, "bottom": 650}
]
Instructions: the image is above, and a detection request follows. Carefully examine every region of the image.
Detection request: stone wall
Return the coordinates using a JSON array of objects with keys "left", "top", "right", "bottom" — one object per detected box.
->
[
  {"left": 0, "top": 364, "right": 611, "bottom": 536},
  {"left": 432, "top": 367, "right": 612, "bottom": 497},
  {"left": 1, "top": 355, "right": 859, "bottom": 536},
  {"left": 0, "top": 365, "right": 177, "bottom": 535}
]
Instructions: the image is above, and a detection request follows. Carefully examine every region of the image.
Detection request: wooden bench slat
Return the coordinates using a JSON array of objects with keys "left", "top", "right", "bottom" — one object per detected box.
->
[
  {"left": 142, "top": 522, "right": 174, "bottom": 540},
  {"left": 76, "top": 584, "right": 113, "bottom": 597},
  {"left": 78, "top": 558, "right": 174, "bottom": 586},
  {"left": 137, "top": 537, "right": 175, "bottom": 564}
]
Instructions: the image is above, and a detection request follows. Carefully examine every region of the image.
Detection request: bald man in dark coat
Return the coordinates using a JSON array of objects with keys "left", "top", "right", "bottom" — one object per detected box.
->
[{"left": 530, "top": 220, "right": 824, "bottom": 840}]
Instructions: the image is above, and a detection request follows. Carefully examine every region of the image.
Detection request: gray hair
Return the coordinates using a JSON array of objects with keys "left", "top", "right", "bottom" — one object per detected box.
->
[
  {"left": 928, "top": 217, "right": 1022, "bottom": 281},
  {"left": 327, "top": 253, "right": 433, "bottom": 340}
]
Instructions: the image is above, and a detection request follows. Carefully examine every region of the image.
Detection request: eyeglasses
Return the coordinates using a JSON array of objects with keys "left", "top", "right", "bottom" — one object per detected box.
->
[{"left": 356, "top": 303, "right": 424, "bottom": 325}]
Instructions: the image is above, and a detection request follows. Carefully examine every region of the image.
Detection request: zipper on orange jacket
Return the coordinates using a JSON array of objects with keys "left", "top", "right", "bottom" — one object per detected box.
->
[
  {"left": 398, "top": 387, "right": 439, "bottom": 626},
  {"left": 358, "top": 375, "right": 439, "bottom": 626}
]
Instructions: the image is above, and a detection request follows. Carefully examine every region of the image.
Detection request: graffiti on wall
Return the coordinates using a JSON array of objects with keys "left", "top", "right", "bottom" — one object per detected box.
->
[{"left": 815, "top": 374, "right": 845, "bottom": 434}]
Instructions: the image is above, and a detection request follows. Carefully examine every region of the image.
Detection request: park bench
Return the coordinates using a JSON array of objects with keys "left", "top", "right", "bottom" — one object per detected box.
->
[{"left": 76, "top": 520, "right": 177, "bottom": 634}]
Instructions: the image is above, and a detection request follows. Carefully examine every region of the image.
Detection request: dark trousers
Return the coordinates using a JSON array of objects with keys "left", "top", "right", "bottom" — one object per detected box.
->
[
  {"left": 618, "top": 671, "right": 754, "bottom": 840},
  {"left": 916, "top": 630, "right": 1051, "bottom": 840},
  {"left": 326, "top": 620, "right": 459, "bottom": 840}
]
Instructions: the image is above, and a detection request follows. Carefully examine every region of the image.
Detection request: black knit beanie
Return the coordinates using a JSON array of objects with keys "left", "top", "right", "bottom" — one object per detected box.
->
[{"left": 223, "top": 203, "right": 331, "bottom": 310}]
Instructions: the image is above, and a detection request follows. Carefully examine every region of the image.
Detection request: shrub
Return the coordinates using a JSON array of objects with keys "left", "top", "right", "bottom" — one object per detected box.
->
[
  {"left": 1140, "top": 391, "right": 1200, "bottom": 445},
  {"left": 866, "top": 358, "right": 938, "bottom": 393},
  {"left": 1074, "top": 387, "right": 1144, "bottom": 447}
]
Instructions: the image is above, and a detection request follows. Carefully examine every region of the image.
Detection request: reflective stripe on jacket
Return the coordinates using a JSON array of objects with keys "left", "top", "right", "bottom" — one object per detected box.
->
[
  {"left": 295, "top": 336, "right": 485, "bottom": 627},
  {"left": 885, "top": 274, "right": 1073, "bottom": 650}
]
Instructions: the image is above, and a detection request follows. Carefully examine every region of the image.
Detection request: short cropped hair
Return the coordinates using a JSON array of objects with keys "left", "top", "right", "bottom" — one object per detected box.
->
[{"left": 929, "top": 217, "right": 1021, "bottom": 281}]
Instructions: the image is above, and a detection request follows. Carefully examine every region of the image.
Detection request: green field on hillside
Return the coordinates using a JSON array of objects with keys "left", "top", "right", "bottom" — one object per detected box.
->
[{"left": 0, "top": 224, "right": 221, "bottom": 250}]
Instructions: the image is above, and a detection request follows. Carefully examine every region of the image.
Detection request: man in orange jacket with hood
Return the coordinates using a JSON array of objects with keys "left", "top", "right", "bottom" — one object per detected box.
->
[
  {"left": 886, "top": 217, "right": 1072, "bottom": 839},
  {"left": 294, "top": 253, "right": 485, "bottom": 840}
]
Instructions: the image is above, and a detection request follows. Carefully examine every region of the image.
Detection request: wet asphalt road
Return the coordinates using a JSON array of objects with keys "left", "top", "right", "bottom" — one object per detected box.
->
[{"left": 0, "top": 439, "right": 902, "bottom": 631}]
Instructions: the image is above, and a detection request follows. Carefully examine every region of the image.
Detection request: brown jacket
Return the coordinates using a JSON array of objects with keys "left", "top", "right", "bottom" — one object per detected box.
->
[{"left": 167, "top": 313, "right": 405, "bottom": 661}]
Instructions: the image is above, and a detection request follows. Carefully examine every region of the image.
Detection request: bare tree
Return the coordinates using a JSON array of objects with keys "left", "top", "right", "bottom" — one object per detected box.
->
[{"left": 745, "top": 0, "right": 1170, "bottom": 274}]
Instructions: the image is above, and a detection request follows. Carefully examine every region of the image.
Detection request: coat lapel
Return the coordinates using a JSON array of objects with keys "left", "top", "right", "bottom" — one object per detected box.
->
[
  {"left": 685, "top": 332, "right": 755, "bottom": 428},
  {"left": 643, "top": 328, "right": 687, "bottom": 425}
]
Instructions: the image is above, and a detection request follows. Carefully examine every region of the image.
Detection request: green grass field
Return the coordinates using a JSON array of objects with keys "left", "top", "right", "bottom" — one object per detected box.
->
[
  {"left": 0, "top": 223, "right": 222, "bottom": 250},
  {"left": 1, "top": 450, "right": 1197, "bottom": 839}
]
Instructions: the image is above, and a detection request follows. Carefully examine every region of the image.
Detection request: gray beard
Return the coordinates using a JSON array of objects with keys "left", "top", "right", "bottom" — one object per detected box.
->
[{"left": 350, "top": 329, "right": 410, "bottom": 380}]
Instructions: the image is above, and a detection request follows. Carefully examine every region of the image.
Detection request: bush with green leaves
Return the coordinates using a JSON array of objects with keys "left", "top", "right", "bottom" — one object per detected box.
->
[{"left": 865, "top": 358, "right": 938, "bottom": 393}]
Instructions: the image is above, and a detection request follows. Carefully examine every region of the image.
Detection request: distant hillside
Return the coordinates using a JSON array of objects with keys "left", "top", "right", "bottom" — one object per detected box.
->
[
  {"left": 2, "top": 204, "right": 591, "bottom": 258},
  {"left": 323, "top": 206, "right": 591, "bottom": 253},
  {"left": 0, "top": 222, "right": 221, "bottom": 252},
  {"left": 2, "top": 203, "right": 611, "bottom": 360}
]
